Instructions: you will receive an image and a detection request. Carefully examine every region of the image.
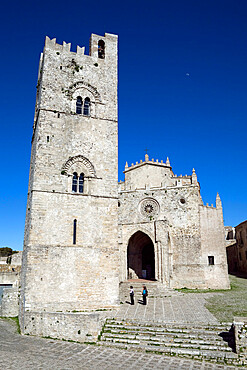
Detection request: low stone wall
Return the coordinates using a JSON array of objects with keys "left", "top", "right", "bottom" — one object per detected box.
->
[
  {"left": 0, "top": 265, "right": 21, "bottom": 273},
  {"left": 233, "top": 316, "right": 247, "bottom": 364},
  {"left": 0, "top": 287, "right": 19, "bottom": 317},
  {"left": 0, "top": 271, "right": 20, "bottom": 286},
  {"left": 21, "top": 311, "right": 110, "bottom": 342},
  {"left": 10, "top": 252, "right": 22, "bottom": 265}
]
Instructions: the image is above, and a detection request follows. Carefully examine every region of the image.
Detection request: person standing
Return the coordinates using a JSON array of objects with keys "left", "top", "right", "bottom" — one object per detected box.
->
[
  {"left": 142, "top": 285, "right": 148, "bottom": 305},
  {"left": 130, "top": 286, "right": 134, "bottom": 305}
]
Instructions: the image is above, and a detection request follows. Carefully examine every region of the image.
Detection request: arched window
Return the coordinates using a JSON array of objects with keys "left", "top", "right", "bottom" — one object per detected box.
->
[
  {"left": 76, "top": 96, "right": 82, "bottom": 114},
  {"left": 79, "top": 173, "right": 84, "bottom": 193},
  {"left": 73, "top": 219, "right": 77, "bottom": 245},
  {"left": 72, "top": 172, "right": 78, "bottom": 192},
  {"left": 83, "top": 97, "right": 90, "bottom": 116},
  {"left": 98, "top": 40, "right": 105, "bottom": 59}
]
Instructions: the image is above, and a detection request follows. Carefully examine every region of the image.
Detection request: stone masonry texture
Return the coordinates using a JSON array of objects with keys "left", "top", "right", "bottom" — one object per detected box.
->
[
  {"left": 20, "top": 33, "right": 119, "bottom": 339},
  {"left": 20, "top": 32, "right": 229, "bottom": 342},
  {"left": 119, "top": 157, "right": 229, "bottom": 289},
  {"left": 0, "top": 318, "right": 237, "bottom": 370}
]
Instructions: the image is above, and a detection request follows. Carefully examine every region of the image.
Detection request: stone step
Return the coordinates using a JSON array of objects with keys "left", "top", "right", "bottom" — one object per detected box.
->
[
  {"left": 102, "top": 332, "right": 232, "bottom": 348},
  {"left": 104, "top": 322, "right": 233, "bottom": 335},
  {"left": 98, "top": 319, "right": 239, "bottom": 364},
  {"left": 106, "top": 318, "right": 232, "bottom": 327},
  {"left": 106, "top": 331, "right": 233, "bottom": 344},
  {"left": 98, "top": 341, "right": 239, "bottom": 364},
  {"left": 106, "top": 318, "right": 233, "bottom": 328},
  {"left": 101, "top": 334, "right": 232, "bottom": 351},
  {"left": 103, "top": 324, "right": 234, "bottom": 344},
  {"left": 103, "top": 329, "right": 232, "bottom": 343}
]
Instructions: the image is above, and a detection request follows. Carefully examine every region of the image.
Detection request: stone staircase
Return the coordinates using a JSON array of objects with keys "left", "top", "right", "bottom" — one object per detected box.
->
[
  {"left": 119, "top": 281, "right": 181, "bottom": 302},
  {"left": 98, "top": 319, "right": 242, "bottom": 366}
]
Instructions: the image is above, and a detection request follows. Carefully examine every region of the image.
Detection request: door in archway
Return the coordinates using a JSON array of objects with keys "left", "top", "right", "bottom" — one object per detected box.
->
[{"left": 127, "top": 231, "right": 155, "bottom": 280}]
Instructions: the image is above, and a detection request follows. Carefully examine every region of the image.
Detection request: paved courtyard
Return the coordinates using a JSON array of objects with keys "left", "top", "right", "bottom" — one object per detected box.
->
[
  {"left": 0, "top": 283, "right": 239, "bottom": 370},
  {"left": 115, "top": 293, "right": 219, "bottom": 325},
  {"left": 0, "top": 316, "right": 236, "bottom": 370}
]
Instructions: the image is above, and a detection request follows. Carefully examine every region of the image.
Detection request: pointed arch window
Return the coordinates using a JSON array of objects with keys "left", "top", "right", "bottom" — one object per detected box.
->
[
  {"left": 98, "top": 40, "right": 105, "bottom": 59},
  {"left": 76, "top": 96, "right": 82, "bottom": 114},
  {"left": 72, "top": 172, "right": 78, "bottom": 192},
  {"left": 79, "top": 173, "right": 84, "bottom": 193},
  {"left": 83, "top": 97, "right": 90, "bottom": 116}
]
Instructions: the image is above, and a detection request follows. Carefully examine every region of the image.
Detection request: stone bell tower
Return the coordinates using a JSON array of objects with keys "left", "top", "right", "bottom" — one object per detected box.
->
[{"left": 20, "top": 33, "right": 119, "bottom": 336}]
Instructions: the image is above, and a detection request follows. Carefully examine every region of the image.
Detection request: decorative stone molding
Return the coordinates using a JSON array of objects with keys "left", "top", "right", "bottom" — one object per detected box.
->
[
  {"left": 61, "top": 155, "right": 96, "bottom": 177},
  {"left": 69, "top": 80, "right": 101, "bottom": 102}
]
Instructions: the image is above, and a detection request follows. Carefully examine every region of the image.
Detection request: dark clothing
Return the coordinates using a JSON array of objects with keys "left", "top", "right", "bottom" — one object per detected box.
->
[
  {"left": 142, "top": 288, "right": 148, "bottom": 305},
  {"left": 130, "top": 288, "right": 134, "bottom": 305}
]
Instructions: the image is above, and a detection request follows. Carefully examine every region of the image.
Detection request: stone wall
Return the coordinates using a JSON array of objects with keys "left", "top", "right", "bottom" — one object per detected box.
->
[
  {"left": 22, "top": 244, "right": 119, "bottom": 312},
  {"left": 225, "top": 220, "right": 247, "bottom": 276},
  {"left": 0, "top": 287, "right": 19, "bottom": 317},
  {"left": 226, "top": 243, "right": 238, "bottom": 273},
  {"left": 22, "top": 311, "right": 108, "bottom": 342},
  {"left": 119, "top": 156, "right": 229, "bottom": 289},
  {"left": 119, "top": 181, "right": 204, "bottom": 288},
  {"left": 10, "top": 252, "right": 22, "bottom": 265},
  {"left": 235, "top": 220, "right": 247, "bottom": 274},
  {"left": 121, "top": 156, "right": 194, "bottom": 191},
  {"left": 200, "top": 201, "right": 230, "bottom": 289},
  {"left": 234, "top": 316, "right": 247, "bottom": 364},
  {"left": 20, "top": 33, "right": 119, "bottom": 336},
  {"left": 0, "top": 252, "right": 22, "bottom": 265},
  {"left": 0, "top": 265, "right": 21, "bottom": 285}
]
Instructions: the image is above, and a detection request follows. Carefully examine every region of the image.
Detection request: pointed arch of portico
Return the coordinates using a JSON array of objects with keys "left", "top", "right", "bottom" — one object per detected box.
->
[
  {"left": 126, "top": 226, "right": 155, "bottom": 247},
  {"left": 126, "top": 229, "right": 156, "bottom": 281},
  {"left": 120, "top": 222, "right": 172, "bottom": 286}
]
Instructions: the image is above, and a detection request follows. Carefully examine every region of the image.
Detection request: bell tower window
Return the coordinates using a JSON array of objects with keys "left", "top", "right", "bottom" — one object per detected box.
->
[
  {"left": 72, "top": 172, "right": 78, "bottom": 192},
  {"left": 83, "top": 97, "right": 90, "bottom": 116},
  {"left": 76, "top": 96, "right": 82, "bottom": 114},
  {"left": 98, "top": 40, "right": 105, "bottom": 59},
  {"left": 79, "top": 173, "right": 84, "bottom": 193}
]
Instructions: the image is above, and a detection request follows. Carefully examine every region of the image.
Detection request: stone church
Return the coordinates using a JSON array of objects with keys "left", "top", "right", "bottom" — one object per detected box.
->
[{"left": 19, "top": 33, "right": 229, "bottom": 338}]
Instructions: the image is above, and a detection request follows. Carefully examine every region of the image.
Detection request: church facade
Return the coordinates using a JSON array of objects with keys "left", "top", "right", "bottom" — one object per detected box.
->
[
  {"left": 19, "top": 33, "right": 229, "bottom": 339},
  {"left": 118, "top": 155, "right": 229, "bottom": 289}
]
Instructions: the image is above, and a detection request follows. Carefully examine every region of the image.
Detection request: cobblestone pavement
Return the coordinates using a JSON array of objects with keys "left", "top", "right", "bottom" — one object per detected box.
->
[
  {"left": 115, "top": 294, "right": 219, "bottom": 325},
  {"left": 0, "top": 319, "right": 236, "bottom": 369}
]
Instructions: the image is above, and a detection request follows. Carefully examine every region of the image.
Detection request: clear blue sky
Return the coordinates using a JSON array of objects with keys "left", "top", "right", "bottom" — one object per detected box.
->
[{"left": 0, "top": 0, "right": 246, "bottom": 251}]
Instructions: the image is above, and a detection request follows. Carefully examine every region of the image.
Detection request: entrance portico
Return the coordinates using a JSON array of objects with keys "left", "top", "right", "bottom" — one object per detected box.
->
[{"left": 127, "top": 231, "right": 155, "bottom": 280}]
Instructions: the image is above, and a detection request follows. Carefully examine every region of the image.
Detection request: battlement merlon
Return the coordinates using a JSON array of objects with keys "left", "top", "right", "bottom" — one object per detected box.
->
[
  {"left": 124, "top": 157, "right": 198, "bottom": 181},
  {"left": 199, "top": 193, "right": 222, "bottom": 209},
  {"left": 44, "top": 33, "right": 118, "bottom": 59},
  {"left": 124, "top": 155, "right": 172, "bottom": 174}
]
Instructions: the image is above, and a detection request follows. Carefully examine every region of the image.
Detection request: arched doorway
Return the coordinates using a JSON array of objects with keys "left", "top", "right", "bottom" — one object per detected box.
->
[{"left": 127, "top": 231, "right": 155, "bottom": 280}]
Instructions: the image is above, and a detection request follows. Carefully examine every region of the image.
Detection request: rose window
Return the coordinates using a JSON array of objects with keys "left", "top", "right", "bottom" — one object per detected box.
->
[
  {"left": 144, "top": 204, "right": 154, "bottom": 214},
  {"left": 139, "top": 198, "right": 159, "bottom": 219}
]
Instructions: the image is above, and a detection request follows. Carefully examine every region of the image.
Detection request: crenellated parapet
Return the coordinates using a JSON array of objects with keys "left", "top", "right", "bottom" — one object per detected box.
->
[
  {"left": 44, "top": 37, "right": 74, "bottom": 54},
  {"left": 199, "top": 193, "right": 223, "bottom": 209},
  {"left": 32, "top": 32, "right": 118, "bottom": 138},
  {"left": 44, "top": 33, "right": 118, "bottom": 58},
  {"left": 124, "top": 154, "right": 172, "bottom": 174},
  {"left": 120, "top": 155, "right": 200, "bottom": 191}
]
